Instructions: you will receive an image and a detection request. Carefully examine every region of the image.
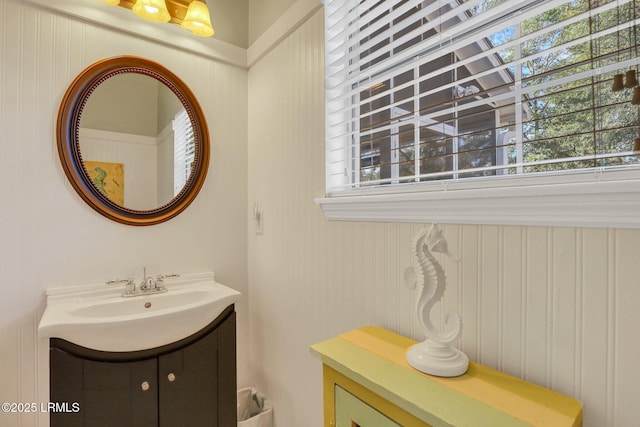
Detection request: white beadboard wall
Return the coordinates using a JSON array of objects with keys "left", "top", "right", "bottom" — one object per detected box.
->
[
  {"left": 0, "top": 2, "right": 248, "bottom": 426},
  {"left": 248, "top": 9, "right": 640, "bottom": 427}
]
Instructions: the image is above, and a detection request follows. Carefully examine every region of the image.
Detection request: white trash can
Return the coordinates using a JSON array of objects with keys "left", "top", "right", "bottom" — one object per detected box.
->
[{"left": 237, "top": 387, "right": 273, "bottom": 427}]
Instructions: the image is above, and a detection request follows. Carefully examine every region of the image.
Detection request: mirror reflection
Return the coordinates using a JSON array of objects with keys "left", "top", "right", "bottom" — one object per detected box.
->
[
  {"left": 79, "top": 73, "right": 194, "bottom": 211},
  {"left": 57, "top": 56, "right": 209, "bottom": 226}
]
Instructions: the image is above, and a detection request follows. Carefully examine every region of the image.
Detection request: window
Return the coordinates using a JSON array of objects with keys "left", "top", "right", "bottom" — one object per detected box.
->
[
  {"left": 319, "top": 0, "right": 640, "bottom": 228},
  {"left": 173, "top": 108, "right": 195, "bottom": 196}
]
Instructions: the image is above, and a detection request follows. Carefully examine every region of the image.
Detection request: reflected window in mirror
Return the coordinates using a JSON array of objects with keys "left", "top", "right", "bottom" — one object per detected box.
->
[{"left": 173, "top": 108, "right": 196, "bottom": 196}]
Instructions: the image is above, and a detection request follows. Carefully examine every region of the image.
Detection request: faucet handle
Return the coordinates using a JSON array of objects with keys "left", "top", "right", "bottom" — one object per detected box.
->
[
  {"left": 106, "top": 278, "right": 134, "bottom": 286},
  {"left": 154, "top": 274, "right": 179, "bottom": 290},
  {"left": 106, "top": 278, "right": 136, "bottom": 294}
]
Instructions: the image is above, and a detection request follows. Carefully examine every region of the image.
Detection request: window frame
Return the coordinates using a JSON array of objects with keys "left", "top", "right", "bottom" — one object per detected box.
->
[
  {"left": 319, "top": 0, "right": 640, "bottom": 229},
  {"left": 315, "top": 167, "right": 640, "bottom": 227}
]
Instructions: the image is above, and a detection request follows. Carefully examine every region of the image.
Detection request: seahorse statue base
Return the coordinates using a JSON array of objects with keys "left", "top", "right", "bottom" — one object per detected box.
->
[{"left": 407, "top": 339, "right": 469, "bottom": 377}]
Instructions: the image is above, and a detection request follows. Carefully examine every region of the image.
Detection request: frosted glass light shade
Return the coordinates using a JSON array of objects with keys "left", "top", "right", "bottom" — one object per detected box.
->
[
  {"left": 181, "top": 1, "right": 214, "bottom": 37},
  {"left": 105, "top": 0, "right": 120, "bottom": 5},
  {"left": 132, "top": 0, "right": 171, "bottom": 23}
]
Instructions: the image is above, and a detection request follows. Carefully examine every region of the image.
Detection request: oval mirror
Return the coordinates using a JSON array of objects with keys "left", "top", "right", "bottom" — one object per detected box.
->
[{"left": 57, "top": 56, "right": 210, "bottom": 226}]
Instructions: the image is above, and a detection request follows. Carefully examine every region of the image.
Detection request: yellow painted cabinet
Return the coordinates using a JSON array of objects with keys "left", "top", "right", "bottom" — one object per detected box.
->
[
  {"left": 335, "top": 386, "right": 401, "bottom": 427},
  {"left": 323, "top": 364, "right": 429, "bottom": 427},
  {"left": 312, "top": 327, "right": 582, "bottom": 427}
]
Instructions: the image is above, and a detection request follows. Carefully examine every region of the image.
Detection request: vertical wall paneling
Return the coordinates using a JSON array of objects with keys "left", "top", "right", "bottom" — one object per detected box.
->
[
  {"left": 546, "top": 228, "right": 554, "bottom": 388},
  {"left": 613, "top": 230, "right": 640, "bottom": 427},
  {"left": 573, "top": 229, "right": 583, "bottom": 400},
  {"left": 248, "top": 8, "right": 639, "bottom": 427},
  {"left": 524, "top": 227, "right": 548, "bottom": 383},
  {"left": 20, "top": 0, "right": 40, "bottom": 406},
  {"left": 501, "top": 226, "right": 524, "bottom": 377},
  {"left": 460, "top": 225, "right": 480, "bottom": 361},
  {"left": 551, "top": 228, "right": 578, "bottom": 396},
  {"left": 480, "top": 226, "right": 500, "bottom": 368},
  {"left": 581, "top": 228, "right": 610, "bottom": 425},
  {"left": 0, "top": 2, "right": 5, "bottom": 403},
  {"left": 606, "top": 229, "right": 616, "bottom": 426}
]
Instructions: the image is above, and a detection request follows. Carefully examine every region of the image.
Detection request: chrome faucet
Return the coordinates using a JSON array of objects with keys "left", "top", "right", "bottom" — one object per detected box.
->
[
  {"left": 107, "top": 268, "right": 179, "bottom": 297},
  {"left": 138, "top": 268, "right": 157, "bottom": 291}
]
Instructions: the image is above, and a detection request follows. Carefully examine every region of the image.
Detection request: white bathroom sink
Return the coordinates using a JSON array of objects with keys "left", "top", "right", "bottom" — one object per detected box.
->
[{"left": 38, "top": 272, "right": 241, "bottom": 352}]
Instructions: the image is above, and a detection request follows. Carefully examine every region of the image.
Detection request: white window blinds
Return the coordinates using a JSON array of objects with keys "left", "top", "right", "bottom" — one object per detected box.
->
[
  {"left": 324, "top": 0, "right": 640, "bottom": 194},
  {"left": 173, "top": 108, "right": 195, "bottom": 195}
]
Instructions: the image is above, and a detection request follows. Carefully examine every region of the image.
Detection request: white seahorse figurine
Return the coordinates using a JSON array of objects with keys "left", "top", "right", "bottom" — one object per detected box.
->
[{"left": 405, "top": 224, "right": 469, "bottom": 377}]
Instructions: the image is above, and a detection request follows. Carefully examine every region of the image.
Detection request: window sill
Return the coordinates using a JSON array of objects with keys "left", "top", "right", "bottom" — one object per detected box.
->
[{"left": 316, "top": 170, "right": 640, "bottom": 229}]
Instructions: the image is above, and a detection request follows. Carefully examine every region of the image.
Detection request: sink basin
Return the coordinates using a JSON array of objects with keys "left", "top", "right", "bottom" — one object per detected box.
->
[
  {"left": 38, "top": 272, "right": 241, "bottom": 352},
  {"left": 68, "top": 289, "right": 217, "bottom": 318}
]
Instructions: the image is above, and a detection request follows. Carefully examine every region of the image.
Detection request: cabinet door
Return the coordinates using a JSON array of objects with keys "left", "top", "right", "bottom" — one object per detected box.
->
[
  {"left": 158, "top": 312, "right": 236, "bottom": 427},
  {"left": 50, "top": 348, "right": 158, "bottom": 427},
  {"left": 335, "top": 386, "right": 401, "bottom": 427}
]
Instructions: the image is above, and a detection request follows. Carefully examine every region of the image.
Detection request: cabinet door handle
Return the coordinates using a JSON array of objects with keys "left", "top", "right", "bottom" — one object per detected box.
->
[
  {"left": 167, "top": 373, "right": 176, "bottom": 382},
  {"left": 141, "top": 381, "right": 150, "bottom": 391}
]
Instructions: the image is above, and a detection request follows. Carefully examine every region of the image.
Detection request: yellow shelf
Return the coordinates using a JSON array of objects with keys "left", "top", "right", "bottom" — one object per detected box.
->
[{"left": 311, "top": 326, "right": 583, "bottom": 427}]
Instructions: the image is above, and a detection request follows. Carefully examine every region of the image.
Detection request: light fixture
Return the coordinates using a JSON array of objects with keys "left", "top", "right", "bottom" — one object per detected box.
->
[
  {"left": 181, "top": 1, "right": 214, "bottom": 37},
  {"left": 132, "top": 0, "right": 171, "bottom": 22},
  {"left": 107, "top": 0, "right": 214, "bottom": 38}
]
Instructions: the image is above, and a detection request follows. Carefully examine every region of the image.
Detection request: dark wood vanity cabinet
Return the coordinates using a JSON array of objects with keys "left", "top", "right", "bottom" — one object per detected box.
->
[{"left": 49, "top": 305, "right": 236, "bottom": 427}]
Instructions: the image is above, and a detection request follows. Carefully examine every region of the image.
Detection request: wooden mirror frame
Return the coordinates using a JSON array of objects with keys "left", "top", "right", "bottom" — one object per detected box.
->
[{"left": 57, "top": 56, "right": 210, "bottom": 226}]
